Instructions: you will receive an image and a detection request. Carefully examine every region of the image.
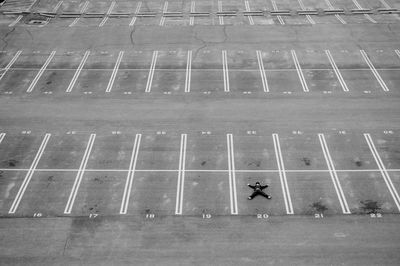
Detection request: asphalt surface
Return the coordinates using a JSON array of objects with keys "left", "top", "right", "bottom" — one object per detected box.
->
[{"left": 0, "top": 0, "right": 400, "bottom": 265}]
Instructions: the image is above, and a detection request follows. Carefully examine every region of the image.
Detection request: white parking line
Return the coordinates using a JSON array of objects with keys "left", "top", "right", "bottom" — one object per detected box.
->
[
  {"left": 0, "top": 50, "right": 22, "bottom": 82},
  {"left": 69, "top": 1, "right": 89, "bottom": 27},
  {"left": 8, "top": 133, "right": 51, "bottom": 214},
  {"left": 129, "top": 1, "right": 142, "bottom": 26},
  {"left": 26, "top": 51, "right": 56, "bottom": 93},
  {"left": 222, "top": 50, "right": 230, "bottom": 92},
  {"left": 53, "top": 1, "right": 63, "bottom": 12},
  {"left": 245, "top": 1, "right": 254, "bottom": 25},
  {"left": 175, "top": 134, "right": 187, "bottom": 215},
  {"left": 272, "top": 133, "right": 294, "bottom": 215},
  {"left": 0, "top": 133, "right": 5, "bottom": 144},
  {"left": 351, "top": 0, "right": 377, "bottom": 23},
  {"left": 66, "top": 50, "right": 90, "bottom": 93},
  {"left": 395, "top": 49, "right": 400, "bottom": 59},
  {"left": 160, "top": 1, "right": 168, "bottom": 26},
  {"left": 297, "top": 0, "right": 315, "bottom": 24},
  {"left": 64, "top": 133, "right": 96, "bottom": 214},
  {"left": 218, "top": 1, "right": 224, "bottom": 25},
  {"left": 360, "top": 50, "right": 389, "bottom": 92},
  {"left": 271, "top": 0, "right": 285, "bottom": 25},
  {"left": 379, "top": 0, "right": 393, "bottom": 9},
  {"left": 105, "top": 51, "right": 124, "bottom": 93},
  {"left": 145, "top": 51, "right": 158, "bottom": 92},
  {"left": 256, "top": 50, "right": 269, "bottom": 92},
  {"left": 319, "top": 134, "right": 351, "bottom": 214},
  {"left": 99, "top": 1, "right": 116, "bottom": 27},
  {"left": 190, "top": 1, "right": 195, "bottom": 26},
  {"left": 364, "top": 14, "right": 377, "bottom": 23},
  {"left": 324, "top": 0, "right": 346, "bottom": 24},
  {"left": 185, "top": 50, "right": 192, "bottom": 92},
  {"left": 364, "top": 133, "right": 400, "bottom": 212},
  {"left": 325, "top": 50, "right": 349, "bottom": 92},
  {"left": 227, "top": 134, "right": 238, "bottom": 215},
  {"left": 291, "top": 50, "right": 309, "bottom": 92},
  {"left": 120, "top": 134, "right": 141, "bottom": 214},
  {"left": 9, "top": 16, "right": 23, "bottom": 27}
]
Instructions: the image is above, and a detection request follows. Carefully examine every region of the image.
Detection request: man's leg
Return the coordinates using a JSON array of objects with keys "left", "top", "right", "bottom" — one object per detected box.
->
[
  {"left": 248, "top": 192, "right": 257, "bottom": 200},
  {"left": 259, "top": 191, "right": 271, "bottom": 199}
]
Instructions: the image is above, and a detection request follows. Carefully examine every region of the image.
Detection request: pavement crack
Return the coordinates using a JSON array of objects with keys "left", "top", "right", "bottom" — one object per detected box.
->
[
  {"left": 62, "top": 237, "right": 70, "bottom": 256},
  {"left": 130, "top": 27, "right": 137, "bottom": 49},
  {"left": 0, "top": 28, "right": 15, "bottom": 51}
]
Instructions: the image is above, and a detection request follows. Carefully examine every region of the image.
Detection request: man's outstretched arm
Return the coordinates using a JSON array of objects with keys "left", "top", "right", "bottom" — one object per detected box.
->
[
  {"left": 248, "top": 184, "right": 255, "bottom": 189},
  {"left": 261, "top": 185, "right": 269, "bottom": 189}
]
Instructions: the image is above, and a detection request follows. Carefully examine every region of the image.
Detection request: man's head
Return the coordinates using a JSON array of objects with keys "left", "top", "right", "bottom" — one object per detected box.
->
[{"left": 255, "top": 182, "right": 260, "bottom": 185}]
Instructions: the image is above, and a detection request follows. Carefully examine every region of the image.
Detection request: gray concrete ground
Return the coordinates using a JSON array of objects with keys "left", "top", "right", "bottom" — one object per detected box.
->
[{"left": 0, "top": 0, "right": 400, "bottom": 264}]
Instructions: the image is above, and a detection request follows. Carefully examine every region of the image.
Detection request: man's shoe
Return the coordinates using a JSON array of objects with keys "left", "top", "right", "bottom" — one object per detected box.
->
[
  {"left": 248, "top": 196, "right": 252, "bottom": 200},
  {"left": 267, "top": 195, "right": 271, "bottom": 199}
]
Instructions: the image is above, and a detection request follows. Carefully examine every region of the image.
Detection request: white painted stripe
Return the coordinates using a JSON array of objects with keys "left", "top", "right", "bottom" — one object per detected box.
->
[
  {"left": 218, "top": 1, "right": 224, "bottom": 25},
  {"left": 145, "top": 51, "right": 158, "bottom": 92},
  {"left": 69, "top": 1, "right": 89, "bottom": 27},
  {"left": 66, "top": 51, "right": 90, "bottom": 93},
  {"left": 160, "top": 1, "right": 168, "bottom": 26},
  {"left": 364, "top": 14, "right": 377, "bottom": 23},
  {"left": 256, "top": 50, "right": 269, "bottom": 92},
  {"left": 190, "top": 1, "right": 195, "bottom": 25},
  {"left": 227, "top": 134, "right": 238, "bottom": 215},
  {"left": 9, "top": 133, "right": 51, "bottom": 214},
  {"left": 52, "top": 1, "right": 63, "bottom": 12},
  {"left": 64, "top": 134, "right": 96, "bottom": 214},
  {"left": 271, "top": 0, "right": 285, "bottom": 25},
  {"left": 28, "top": 0, "right": 38, "bottom": 10},
  {"left": 129, "top": 1, "right": 142, "bottom": 26},
  {"left": 319, "top": 134, "right": 351, "bottom": 214},
  {"left": 298, "top": 0, "right": 316, "bottom": 25},
  {"left": 9, "top": 15, "right": 23, "bottom": 27},
  {"left": 27, "top": 51, "right": 56, "bottom": 93},
  {"left": 298, "top": 0, "right": 307, "bottom": 10},
  {"left": 325, "top": 50, "right": 349, "bottom": 92},
  {"left": 291, "top": 50, "right": 309, "bottom": 92},
  {"left": 245, "top": 1, "right": 254, "bottom": 25},
  {"left": 0, "top": 50, "right": 22, "bottom": 82},
  {"left": 0, "top": 133, "right": 5, "bottom": 144},
  {"left": 105, "top": 51, "right": 124, "bottom": 92},
  {"left": 120, "top": 134, "right": 141, "bottom": 214},
  {"left": 364, "top": 133, "right": 400, "bottom": 212},
  {"left": 185, "top": 50, "right": 192, "bottom": 92},
  {"left": 99, "top": 1, "right": 115, "bottom": 27},
  {"left": 379, "top": 0, "right": 392, "bottom": 9},
  {"left": 395, "top": 49, "right": 400, "bottom": 59},
  {"left": 222, "top": 50, "right": 230, "bottom": 92},
  {"left": 273, "top": 133, "right": 294, "bottom": 214},
  {"left": 325, "top": 0, "right": 346, "bottom": 24},
  {"left": 175, "top": 134, "right": 187, "bottom": 215},
  {"left": 335, "top": 14, "right": 347, "bottom": 24},
  {"left": 306, "top": 15, "right": 315, "bottom": 24},
  {"left": 325, "top": 0, "right": 334, "bottom": 9},
  {"left": 360, "top": 50, "right": 389, "bottom": 91},
  {"left": 352, "top": 0, "right": 363, "bottom": 9}
]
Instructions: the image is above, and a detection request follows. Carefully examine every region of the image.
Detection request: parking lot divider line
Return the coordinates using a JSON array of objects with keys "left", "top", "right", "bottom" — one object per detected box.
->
[
  {"left": 120, "top": 134, "right": 141, "bottom": 214},
  {"left": 145, "top": 51, "right": 158, "bottom": 92},
  {"left": 64, "top": 134, "right": 96, "bottom": 214},
  {"left": 69, "top": 1, "right": 89, "bottom": 27},
  {"left": 245, "top": 1, "right": 254, "bottom": 25},
  {"left": 129, "top": 1, "right": 142, "bottom": 26},
  {"left": 105, "top": 51, "right": 124, "bottom": 93},
  {"left": 395, "top": 49, "right": 400, "bottom": 59},
  {"left": 271, "top": 0, "right": 285, "bottom": 25},
  {"left": 222, "top": 50, "right": 230, "bottom": 92},
  {"left": 364, "top": 14, "right": 377, "bottom": 23},
  {"left": 379, "top": 0, "right": 392, "bottom": 9},
  {"left": 335, "top": 14, "right": 347, "bottom": 24},
  {"left": 175, "top": 134, "right": 187, "bottom": 215},
  {"left": 0, "top": 50, "right": 22, "bottom": 82},
  {"left": 53, "top": 1, "right": 63, "bottom": 12},
  {"left": 325, "top": 50, "right": 349, "bottom": 92},
  {"left": 190, "top": 1, "right": 195, "bottom": 26},
  {"left": 364, "top": 133, "right": 400, "bottom": 211},
  {"left": 26, "top": 51, "right": 56, "bottom": 93},
  {"left": 8, "top": 133, "right": 51, "bottom": 214},
  {"left": 256, "top": 50, "right": 269, "bottom": 92},
  {"left": 218, "top": 1, "right": 224, "bottom": 25},
  {"left": 185, "top": 51, "right": 192, "bottom": 92},
  {"left": 291, "top": 50, "right": 309, "bottom": 92},
  {"left": 99, "top": 1, "right": 115, "bottom": 27},
  {"left": 0, "top": 133, "right": 5, "bottom": 144},
  {"left": 227, "top": 134, "right": 238, "bottom": 215},
  {"left": 360, "top": 50, "right": 389, "bottom": 92},
  {"left": 66, "top": 50, "right": 90, "bottom": 93},
  {"left": 318, "top": 134, "right": 351, "bottom": 214},
  {"left": 8, "top": 15, "right": 23, "bottom": 27},
  {"left": 352, "top": 0, "right": 363, "bottom": 9},
  {"left": 160, "top": 1, "right": 168, "bottom": 26},
  {"left": 273, "top": 134, "right": 294, "bottom": 214}
]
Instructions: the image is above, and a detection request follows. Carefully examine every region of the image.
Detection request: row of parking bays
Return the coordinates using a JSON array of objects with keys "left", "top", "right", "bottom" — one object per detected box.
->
[
  {"left": 0, "top": 48, "right": 399, "bottom": 94},
  {"left": 2, "top": 0, "right": 400, "bottom": 27},
  {"left": 0, "top": 129, "right": 399, "bottom": 217}
]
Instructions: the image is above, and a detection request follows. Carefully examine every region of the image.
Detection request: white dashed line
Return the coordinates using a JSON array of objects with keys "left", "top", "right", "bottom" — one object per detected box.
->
[
  {"left": 64, "top": 134, "right": 96, "bottom": 214},
  {"left": 222, "top": 50, "right": 230, "bottom": 92},
  {"left": 227, "top": 134, "right": 238, "bottom": 215},
  {"left": 0, "top": 50, "right": 22, "bottom": 82},
  {"left": 9, "top": 133, "right": 51, "bottom": 214},
  {"left": 325, "top": 50, "right": 349, "bottom": 92},
  {"left": 66, "top": 50, "right": 90, "bottom": 93},
  {"left": 26, "top": 51, "right": 56, "bottom": 93},
  {"left": 273, "top": 133, "right": 294, "bottom": 215},
  {"left": 105, "top": 51, "right": 124, "bottom": 93},
  {"left": 175, "top": 134, "right": 187, "bottom": 215},
  {"left": 145, "top": 51, "right": 158, "bottom": 92},
  {"left": 256, "top": 50, "right": 269, "bottom": 92},
  {"left": 120, "top": 134, "right": 141, "bottom": 214},
  {"left": 319, "top": 134, "right": 351, "bottom": 214},
  {"left": 185, "top": 50, "right": 192, "bottom": 92},
  {"left": 129, "top": 1, "right": 142, "bottom": 26},
  {"left": 291, "top": 50, "right": 309, "bottom": 92},
  {"left": 364, "top": 133, "right": 400, "bottom": 212},
  {"left": 360, "top": 50, "right": 389, "bottom": 92},
  {"left": 99, "top": 1, "right": 115, "bottom": 27}
]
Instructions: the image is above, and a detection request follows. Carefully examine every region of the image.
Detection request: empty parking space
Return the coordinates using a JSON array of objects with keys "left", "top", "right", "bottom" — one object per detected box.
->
[
  {"left": 191, "top": 50, "right": 224, "bottom": 93},
  {"left": 190, "top": 1, "right": 214, "bottom": 25}
]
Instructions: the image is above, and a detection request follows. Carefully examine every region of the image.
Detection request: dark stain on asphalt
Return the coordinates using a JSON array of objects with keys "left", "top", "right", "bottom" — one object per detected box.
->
[
  {"left": 310, "top": 200, "right": 328, "bottom": 213},
  {"left": 46, "top": 175, "right": 54, "bottom": 187},
  {"left": 301, "top": 157, "right": 311, "bottom": 166},
  {"left": 360, "top": 200, "right": 381, "bottom": 214},
  {"left": 247, "top": 160, "right": 261, "bottom": 167},
  {"left": 6, "top": 159, "right": 18, "bottom": 167},
  {"left": 201, "top": 161, "right": 206, "bottom": 166},
  {"left": 355, "top": 159, "right": 362, "bottom": 167}
]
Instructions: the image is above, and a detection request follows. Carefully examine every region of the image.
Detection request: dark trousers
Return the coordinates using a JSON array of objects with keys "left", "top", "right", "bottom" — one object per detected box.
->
[{"left": 248, "top": 191, "right": 270, "bottom": 199}]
